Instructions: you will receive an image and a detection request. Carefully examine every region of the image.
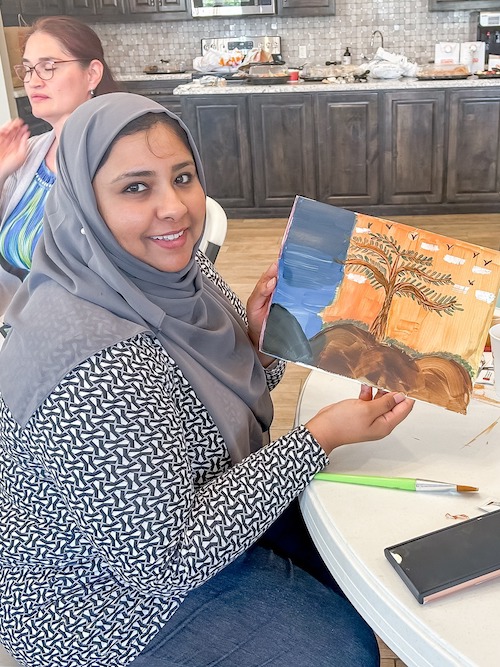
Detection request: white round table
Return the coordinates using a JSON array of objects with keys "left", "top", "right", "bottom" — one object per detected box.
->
[{"left": 296, "top": 370, "right": 500, "bottom": 667}]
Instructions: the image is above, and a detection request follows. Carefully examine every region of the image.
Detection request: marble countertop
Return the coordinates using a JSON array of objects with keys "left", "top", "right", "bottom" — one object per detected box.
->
[
  {"left": 12, "top": 72, "right": 193, "bottom": 97},
  {"left": 13, "top": 73, "right": 500, "bottom": 99},
  {"left": 173, "top": 75, "right": 500, "bottom": 95}
]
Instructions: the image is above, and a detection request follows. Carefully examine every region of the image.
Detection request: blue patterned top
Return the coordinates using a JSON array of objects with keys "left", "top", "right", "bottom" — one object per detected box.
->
[
  {"left": 0, "top": 256, "right": 326, "bottom": 667},
  {"left": 0, "top": 160, "right": 56, "bottom": 270}
]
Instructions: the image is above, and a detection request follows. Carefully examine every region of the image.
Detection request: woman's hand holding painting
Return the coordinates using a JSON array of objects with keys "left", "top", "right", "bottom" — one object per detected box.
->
[
  {"left": 247, "top": 262, "right": 278, "bottom": 366},
  {"left": 0, "top": 119, "right": 30, "bottom": 186},
  {"left": 306, "top": 389, "right": 414, "bottom": 455}
]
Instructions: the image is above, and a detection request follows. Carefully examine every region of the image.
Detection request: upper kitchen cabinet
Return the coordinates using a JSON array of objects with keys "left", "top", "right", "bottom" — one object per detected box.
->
[
  {"left": 65, "top": 0, "right": 125, "bottom": 17},
  {"left": 0, "top": 0, "right": 189, "bottom": 22},
  {"left": 429, "top": 0, "right": 500, "bottom": 9},
  {"left": 277, "top": 0, "right": 334, "bottom": 18},
  {"left": 127, "top": 0, "right": 188, "bottom": 17},
  {"left": 17, "top": 0, "right": 64, "bottom": 16}
]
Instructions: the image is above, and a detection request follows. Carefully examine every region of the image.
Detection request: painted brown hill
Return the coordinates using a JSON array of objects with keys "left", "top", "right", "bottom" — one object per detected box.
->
[{"left": 309, "top": 323, "right": 471, "bottom": 414}]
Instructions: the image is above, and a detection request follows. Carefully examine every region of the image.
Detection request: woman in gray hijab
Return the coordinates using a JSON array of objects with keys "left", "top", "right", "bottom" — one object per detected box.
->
[{"left": 0, "top": 93, "right": 413, "bottom": 667}]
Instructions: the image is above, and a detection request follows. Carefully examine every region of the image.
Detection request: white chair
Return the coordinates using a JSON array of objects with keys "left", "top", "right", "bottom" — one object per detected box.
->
[
  {"left": 0, "top": 645, "right": 19, "bottom": 666},
  {"left": 199, "top": 197, "right": 228, "bottom": 263}
]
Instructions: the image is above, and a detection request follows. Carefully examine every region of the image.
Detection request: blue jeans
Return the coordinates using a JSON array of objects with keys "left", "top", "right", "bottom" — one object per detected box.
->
[{"left": 129, "top": 503, "right": 379, "bottom": 667}]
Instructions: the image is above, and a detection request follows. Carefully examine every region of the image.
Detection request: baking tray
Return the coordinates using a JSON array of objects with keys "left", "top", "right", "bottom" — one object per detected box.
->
[
  {"left": 143, "top": 69, "right": 187, "bottom": 75},
  {"left": 476, "top": 72, "right": 500, "bottom": 78},
  {"left": 416, "top": 74, "right": 470, "bottom": 80},
  {"left": 300, "top": 76, "right": 327, "bottom": 82},
  {"left": 246, "top": 75, "right": 290, "bottom": 85}
]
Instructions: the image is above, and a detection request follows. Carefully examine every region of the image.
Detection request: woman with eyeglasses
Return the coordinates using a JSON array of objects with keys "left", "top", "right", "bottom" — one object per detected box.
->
[{"left": 0, "top": 16, "right": 118, "bottom": 314}]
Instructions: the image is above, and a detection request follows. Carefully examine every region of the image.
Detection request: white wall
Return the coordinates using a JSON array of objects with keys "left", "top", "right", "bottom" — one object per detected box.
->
[{"left": 0, "top": 12, "right": 17, "bottom": 125}]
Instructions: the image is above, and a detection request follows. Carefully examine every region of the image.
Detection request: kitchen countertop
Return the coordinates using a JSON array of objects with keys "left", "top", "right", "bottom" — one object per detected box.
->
[
  {"left": 173, "top": 75, "right": 500, "bottom": 94},
  {"left": 12, "top": 72, "right": 193, "bottom": 98},
  {"left": 12, "top": 73, "right": 500, "bottom": 99}
]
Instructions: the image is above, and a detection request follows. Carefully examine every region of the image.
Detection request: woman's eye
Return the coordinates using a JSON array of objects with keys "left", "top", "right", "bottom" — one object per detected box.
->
[
  {"left": 175, "top": 173, "right": 191, "bottom": 185},
  {"left": 124, "top": 183, "right": 147, "bottom": 193}
]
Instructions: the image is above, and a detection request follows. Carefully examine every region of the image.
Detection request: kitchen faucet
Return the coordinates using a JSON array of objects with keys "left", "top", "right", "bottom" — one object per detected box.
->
[{"left": 371, "top": 30, "right": 384, "bottom": 50}]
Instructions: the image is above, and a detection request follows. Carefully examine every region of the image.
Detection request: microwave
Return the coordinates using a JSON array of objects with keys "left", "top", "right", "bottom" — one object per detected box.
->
[{"left": 191, "top": 0, "right": 275, "bottom": 18}]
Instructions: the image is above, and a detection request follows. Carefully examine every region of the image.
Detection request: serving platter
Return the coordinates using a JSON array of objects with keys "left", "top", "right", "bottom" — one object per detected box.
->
[
  {"left": 476, "top": 72, "right": 500, "bottom": 78},
  {"left": 246, "top": 75, "right": 290, "bottom": 85},
  {"left": 416, "top": 74, "right": 471, "bottom": 81},
  {"left": 143, "top": 69, "right": 187, "bottom": 75}
]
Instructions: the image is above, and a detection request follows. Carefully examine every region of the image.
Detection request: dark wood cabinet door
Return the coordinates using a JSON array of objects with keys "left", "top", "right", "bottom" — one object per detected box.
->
[
  {"left": 1, "top": 0, "right": 22, "bottom": 26},
  {"left": 249, "top": 94, "right": 316, "bottom": 209},
  {"left": 181, "top": 96, "right": 254, "bottom": 209},
  {"left": 382, "top": 90, "right": 445, "bottom": 205},
  {"left": 19, "top": 0, "right": 64, "bottom": 14},
  {"left": 127, "top": 0, "right": 185, "bottom": 12},
  {"left": 277, "top": 0, "right": 334, "bottom": 16},
  {"left": 447, "top": 90, "right": 500, "bottom": 203},
  {"left": 66, "top": 0, "right": 125, "bottom": 15},
  {"left": 127, "top": 0, "right": 157, "bottom": 12},
  {"left": 429, "top": 0, "right": 500, "bottom": 9},
  {"left": 124, "top": 80, "right": 189, "bottom": 118},
  {"left": 156, "top": 0, "right": 186, "bottom": 10},
  {"left": 316, "top": 92, "right": 379, "bottom": 207}
]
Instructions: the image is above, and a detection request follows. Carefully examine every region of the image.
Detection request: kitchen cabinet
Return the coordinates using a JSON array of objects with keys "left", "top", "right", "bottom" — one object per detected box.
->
[
  {"left": 127, "top": 0, "right": 187, "bottom": 16},
  {"left": 249, "top": 95, "right": 316, "bottom": 209},
  {"left": 181, "top": 96, "right": 254, "bottom": 209},
  {"left": 18, "top": 0, "right": 64, "bottom": 15},
  {"left": 277, "top": 0, "right": 335, "bottom": 17},
  {"left": 179, "top": 83, "right": 500, "bottom": 217},
  {"left": 124, "top": 79, "right": 189, "bottom": 118},
  {"left": 447, "top": 89, "right": 500, "bottom": 203},
  {"left": 65, "top": 0, "right": 125, "bottom": 17},
  {"left": 316, "top": 92, "right": 379, "bottom": 207},
  {"left": 0, "top": 0, "right": 189, "bottom": 22},
  {"left": 382, "top": 90, "right": 445, "bottom": 205},
  {"left": 429, "top": 0, "right": 500, "bottom": 9}
]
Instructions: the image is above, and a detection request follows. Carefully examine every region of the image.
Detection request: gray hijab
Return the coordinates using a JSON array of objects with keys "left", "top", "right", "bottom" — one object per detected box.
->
[{"left": 0, "top": 93, "right": 273, "bottom": 463}]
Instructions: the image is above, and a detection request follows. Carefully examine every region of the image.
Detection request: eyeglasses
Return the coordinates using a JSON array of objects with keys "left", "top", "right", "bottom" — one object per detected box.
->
[{"left": 14, "top": 59, "right": 85, "bottom": 83}]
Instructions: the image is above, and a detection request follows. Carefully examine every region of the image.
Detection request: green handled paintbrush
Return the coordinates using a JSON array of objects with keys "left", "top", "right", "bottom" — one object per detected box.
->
[{"left": 314, "top": 472, "right": 478, "bottom": 493}]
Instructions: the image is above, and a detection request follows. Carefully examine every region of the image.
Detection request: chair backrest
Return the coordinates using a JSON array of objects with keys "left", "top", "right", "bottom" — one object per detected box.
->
[
  {"left": 0, "top": 644, "right": 20, "bottom": 666},
  {"left": 199, "top": 197, "right": 228, "bottom": 263}
]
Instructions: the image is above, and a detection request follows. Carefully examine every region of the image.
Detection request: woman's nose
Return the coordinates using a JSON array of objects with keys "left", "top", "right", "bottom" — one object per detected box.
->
[{"left": 156, "top": 187, "right": 188, "bottom": 220}]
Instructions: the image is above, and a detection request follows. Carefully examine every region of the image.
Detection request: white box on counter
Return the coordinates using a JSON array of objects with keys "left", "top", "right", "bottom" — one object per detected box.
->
[
  {"left": 435, "top": 42, "right": 460, "bottom": 65},
  {"left": 460, "top": 42, "right": 486, "bottom": 73}
]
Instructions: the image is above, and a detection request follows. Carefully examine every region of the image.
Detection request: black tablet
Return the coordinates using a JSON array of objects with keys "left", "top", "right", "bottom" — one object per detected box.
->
[{"left": 385, "top": 509, "right": 500, "bottom": 604}]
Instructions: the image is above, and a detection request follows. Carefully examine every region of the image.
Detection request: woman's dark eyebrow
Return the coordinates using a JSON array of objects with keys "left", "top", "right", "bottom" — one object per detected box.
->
[
  {"left": 22, "top": 57, "right": 53, "bottom": 64},
  {"left": 110, "top": 170, "right": 155, "bottom": 183},
  {"left": 110, "top": 161, "right": 195, "bottom": 183}
]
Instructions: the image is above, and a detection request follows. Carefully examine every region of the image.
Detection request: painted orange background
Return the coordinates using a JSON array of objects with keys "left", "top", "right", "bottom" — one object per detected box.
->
[{"left": 321, "top": 213, "right": 500, "bottom": 371}]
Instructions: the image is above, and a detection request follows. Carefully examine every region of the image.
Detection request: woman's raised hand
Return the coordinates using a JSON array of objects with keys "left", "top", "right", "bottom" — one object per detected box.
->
[
  {"left": 0, "top": 119, "right": 30, "bottom": 184},
  {"left": 306, "top": 389, "right": 414, "bottom": 455}
]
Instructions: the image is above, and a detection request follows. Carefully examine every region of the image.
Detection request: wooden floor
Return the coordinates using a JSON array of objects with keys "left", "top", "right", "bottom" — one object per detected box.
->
[{"left": 215, "top": 213, "right": 499, "bottom": 667}]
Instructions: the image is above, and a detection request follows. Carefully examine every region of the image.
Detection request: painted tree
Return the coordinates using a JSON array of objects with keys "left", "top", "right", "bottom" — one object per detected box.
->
[{"left": 344, "top": 232, "right": 463, "bottom": 342}]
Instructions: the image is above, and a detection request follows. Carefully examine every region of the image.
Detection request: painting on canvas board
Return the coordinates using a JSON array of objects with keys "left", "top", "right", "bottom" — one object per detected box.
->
[{"left": 260, "top": 196, "right": 500, "bottom": 413}]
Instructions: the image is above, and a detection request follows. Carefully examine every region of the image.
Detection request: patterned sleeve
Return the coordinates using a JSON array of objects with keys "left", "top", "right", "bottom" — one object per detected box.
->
[
  {"left": 32, "top": 335, "right": 327, "bottom": 597},
  {"left": 197, "top": 251, "right": 286, "bottom": 391}
]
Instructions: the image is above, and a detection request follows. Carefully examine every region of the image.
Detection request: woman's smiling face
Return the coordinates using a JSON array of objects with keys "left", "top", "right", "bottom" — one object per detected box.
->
[{"left": 93, "top": 121, "right": 206, "bottom": 273}]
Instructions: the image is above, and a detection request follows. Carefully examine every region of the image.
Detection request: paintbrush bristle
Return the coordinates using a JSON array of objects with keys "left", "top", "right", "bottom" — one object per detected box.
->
[{"left": 457, "top": 485, "right": 479, "bottom": 493}]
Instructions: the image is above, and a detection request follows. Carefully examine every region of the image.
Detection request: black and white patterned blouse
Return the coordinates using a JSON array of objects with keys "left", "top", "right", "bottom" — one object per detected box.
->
[{"left": 0, "top": 255, "right": 328, "bottom": 667}]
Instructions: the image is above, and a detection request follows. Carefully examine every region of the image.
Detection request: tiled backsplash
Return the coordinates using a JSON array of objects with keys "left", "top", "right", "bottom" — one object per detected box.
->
[{"left": 92, "top": 0, "right": 479, "bottom": 77}]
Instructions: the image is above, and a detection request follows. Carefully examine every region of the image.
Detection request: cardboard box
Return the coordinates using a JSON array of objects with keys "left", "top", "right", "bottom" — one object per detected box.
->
[{"left": 3, "top": 27, "right": 30, "bottom": 89}]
